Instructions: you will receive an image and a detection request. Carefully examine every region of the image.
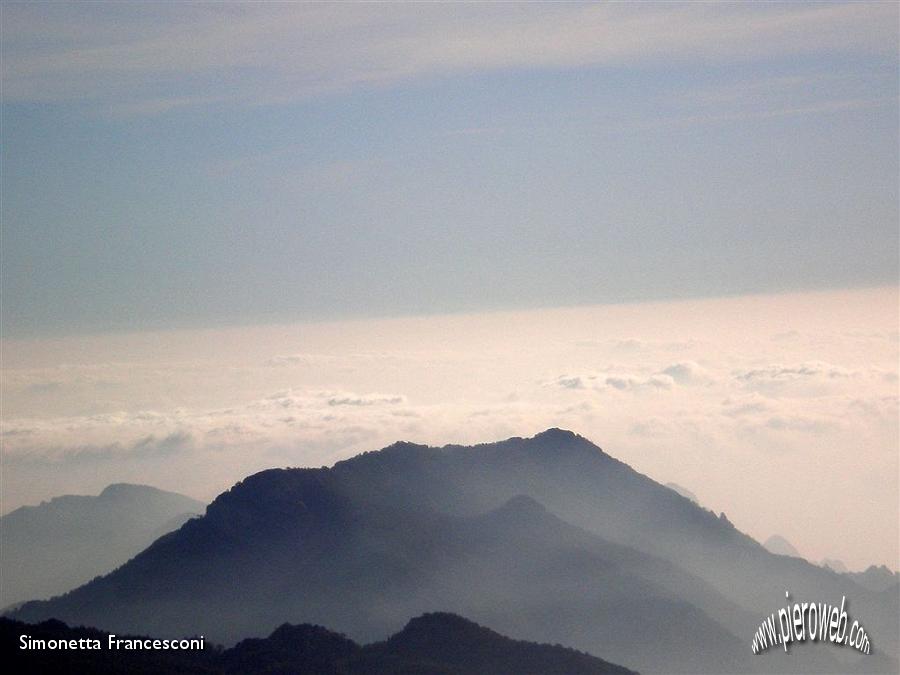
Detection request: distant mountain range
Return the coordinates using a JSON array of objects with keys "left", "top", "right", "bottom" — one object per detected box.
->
[
  {"left": 847, "top": 566, "right": 899, "bottom": 594},
  {"left": 1, "top": 613, "right": 635, "bottom": 674},
  {"left": 820, "top": 558, "right": 849, "bottom": 573},
  {"left": 0, "top": 484, "right": 203, "bottom": 608},
  {"left": 761, "top": 539, "right": 899, "bottom": 595},
  {"left": 7, "top": 430, "right": 899, "bottom": 673},
  {"left": 762, "top": 535, "right": 802, "bottom": 558}
]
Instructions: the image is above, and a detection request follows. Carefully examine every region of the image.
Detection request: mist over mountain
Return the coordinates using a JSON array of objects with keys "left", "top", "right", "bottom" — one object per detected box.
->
[
  {"left": 763, "top": 535, "right": 802, "bottom": 559},
  {"left": 1, "top": 613, "right": 635, "bottom": 674},
  {"left": 8, "top": 484, "right": 744, "bottom": 672},
  {"left": 9, "top": 431, "right": 898, "bottom": 673},
  {"left": 821, "top": 558, "right": 849, "bottom": 574},
  {"left": 324, "top": 429, "right": 898, "bottom": 666},
  {"left": 0, "top": 484, "right": 203, "bottom": 608}
]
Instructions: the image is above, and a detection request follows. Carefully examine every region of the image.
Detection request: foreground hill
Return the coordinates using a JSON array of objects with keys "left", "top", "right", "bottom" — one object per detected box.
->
[
  {"left": 1, "top": 613, "right": 635, "bottom": 674},
  {"left": 0, "top": 484, "right": 204, "bottom": 608},
  {"left": 9, "top": 430, "right": 897, "bottom": 673}
]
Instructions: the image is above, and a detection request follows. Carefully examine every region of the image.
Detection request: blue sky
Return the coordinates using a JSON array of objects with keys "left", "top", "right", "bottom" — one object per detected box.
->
[{"left": 1, "top": 1, "right": 898, "bottom": 337}]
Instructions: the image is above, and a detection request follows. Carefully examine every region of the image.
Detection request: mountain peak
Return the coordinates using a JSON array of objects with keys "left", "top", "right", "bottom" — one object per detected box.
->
[
  {"left": 525, "top": 428, "right": 604, "bottom": 459},
  {"left": 382, "top": 440, "right": 429, "bottom": 453},
  {"left": 763, "top": 534, "right": 801, "bottom": 558},
  {"left": 472, "top": 496, "right": 561, "bottom": 536},
  {"left": 401, "top": 611, "right": 481, "bottom": 634},
  {"left": 265, "top": 621, "right": 356, "bottom": 649},
  {"left": 1, "top": 483, "right": 203, "bottom": 608},
  {"left": 532, "top": 427, "right": 580, "bottom": 443},
  {"left": 99, "top": 483, "right": 163, "bottom": 499},
  {"left": 385, "top": 612, "right": 637, "bottom": 675},
  {"left": 496, "top": 494, "right": 548, "bottom": 516}
]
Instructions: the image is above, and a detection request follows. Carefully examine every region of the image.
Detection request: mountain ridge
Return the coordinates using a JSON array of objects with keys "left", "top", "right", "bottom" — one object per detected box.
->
[
  {"left": 0, "top": 484, "right": 204, "bottom": 608},
  {"left": 8, "top": 430, "right": 897, "bottom": 673},
  {"left": 9, "top": 480, "right": 751, "bottom": 672}
]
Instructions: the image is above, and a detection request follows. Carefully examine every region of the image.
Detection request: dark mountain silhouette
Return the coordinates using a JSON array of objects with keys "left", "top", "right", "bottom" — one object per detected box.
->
[
  {"left": 324, "top": 429, "right": 898, "bottom": 667},
  {"left": 846, "top": 565, "right": 899, "bottom": 594},
  {"left": 7, "top": 485, "right": 746, "bottom": 673},
  {"left": 8, "top": 430, "right": 898, "bottom": 673},
  {"left": 762, "top": 535, "right": 802, "bottom": 558},
  {"left": 347, "top": 612, "right": 634, "bottom": 675},
  {"left": 1, "top": 613, "right": 636, "bottom": 674},
  {"left": 222, "top": 622, "right": 355, "bottom": 675},
  {"left": 0, "top": 483, "right": 204, "bottom": 608}
]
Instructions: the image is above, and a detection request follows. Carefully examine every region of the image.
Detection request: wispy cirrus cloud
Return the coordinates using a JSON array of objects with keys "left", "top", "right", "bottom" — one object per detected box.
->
[{"left": 1, "top": 2, "right": 895, "bottom": 113}]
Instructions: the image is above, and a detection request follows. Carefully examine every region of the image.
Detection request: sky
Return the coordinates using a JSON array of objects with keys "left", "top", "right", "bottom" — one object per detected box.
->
[
  {"left": 1, "top": 1, "right": 898, "bottom": 336},
  {"left": 0, "top": 3, "right": 898, "bottom": 569}
]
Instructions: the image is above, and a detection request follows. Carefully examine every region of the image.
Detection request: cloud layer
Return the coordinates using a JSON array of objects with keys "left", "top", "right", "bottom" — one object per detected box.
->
[{"left": 2, "top": 288, "right": 897, "bottom": 570}]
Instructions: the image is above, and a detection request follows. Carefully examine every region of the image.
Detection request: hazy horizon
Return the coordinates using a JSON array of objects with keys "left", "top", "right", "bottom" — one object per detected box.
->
[{"left": 3, "top": 286, "right": 897, "bottom": 571}]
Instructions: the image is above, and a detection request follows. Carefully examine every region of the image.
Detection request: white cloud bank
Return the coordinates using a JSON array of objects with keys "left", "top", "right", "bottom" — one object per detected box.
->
[{"left": 1, "top": 287, "right": 897, "bottom": 570}]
